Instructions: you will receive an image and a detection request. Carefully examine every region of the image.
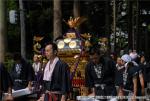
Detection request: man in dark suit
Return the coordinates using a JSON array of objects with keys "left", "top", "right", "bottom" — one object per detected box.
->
[
  {"left": 85, "top": 46, "right": 116, "bottom": 100},
  {"left": 9, "top": 53, "right": 34, "bottom": 101},
  {"left": 38, "top": 42, "right": 70, "bottom": 101},
  {"left": 10, "top": 53, "right": 34, "bottom": 91},
  {"left": 0, "top": 63, "right": 13, "bottom": 101}
]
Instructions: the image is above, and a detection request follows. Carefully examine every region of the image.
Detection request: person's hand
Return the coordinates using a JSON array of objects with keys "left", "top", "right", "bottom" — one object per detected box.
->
[
  {"left": 131, "top": 95, "right": 136, "bottom": 101},
  {"left": 37, "top": 94, "right": 45, "bottom": 101},
  {"left": 61, "top": 98, "right": 65, "bottom": 101},
  {"left": 61, "top": 95, "right": 66, "bottom": 101},
  {"left": 88, "top": 92, "right": 95, "bottom": 96},
  {"left": 118, "top": 88, "right": 124, "bottom": 100},
  {"left": 28, "top": 85, "right": 32, "bottom": 91},
  {"left": 4, "top": 94, "right": 14, "bottom": 101},
  {"left": 37, "top": 97, "right": 44, "bottom": 101},
  {"left": 27, "top": 81, "right": 32, "bottom": 91}
]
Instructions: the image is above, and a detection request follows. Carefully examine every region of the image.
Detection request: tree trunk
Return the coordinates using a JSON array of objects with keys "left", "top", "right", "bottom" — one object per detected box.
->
[
  {"left": 73, "top": 0, "right": 80, "bottom": 31},
  {"left": 105, "top": 0, "right": 110, "bottom": 36},
  {"left": 105, "top": 0, "right": 110, "bottom": 53},
  {"left": 53, "top": 0, "right": 62, "bottom": 41},
  {"left": 19, "top": 0, "right": 26, "bottom": 59},
  {"left": 0, "top": 0, "right": 6, "bottom": 63},
  {"left": 131, "top": 0, "right": 138, "bottom": 50},
  {"left": 73, "top": 0, "right": 80, "bottom": 18},
  {"left": 111, "top": 0, "right": 116, "bottom": 53}
]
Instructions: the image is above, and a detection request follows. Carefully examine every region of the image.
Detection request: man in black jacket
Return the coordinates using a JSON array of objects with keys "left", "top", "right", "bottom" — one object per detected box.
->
[
  {"left": 39, "top": 42, "right": 70, "bottom": 101},
  {"left": 0, "top": 63, "right": 13, "bottom": 101},
  {"left": 85, "top": 46, "right": 116, "bottom": 100},
  {"left": 10, "top": 53, "right": 34, "bottom": 91},
  {"left": 9, "top": 53, "right": 34, "bottom": 101}
]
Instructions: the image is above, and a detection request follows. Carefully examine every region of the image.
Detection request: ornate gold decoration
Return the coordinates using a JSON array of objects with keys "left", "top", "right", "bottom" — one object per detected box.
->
[
  {"left": 85, "top": 40, "right": 92, "bottom": 47},
  {"left": 69, "top": 41, "right": 77, "bottom": 48},
  {"left": 64, "top": 16, "right": 87, "bottom": 28},
  {"left": 66, "top": 32, "right": 76, "bottom": 38},
  {"left": 33, "top": 43, "right": 41, "bottom": 54},
  {"left": 33, "top": 36, "right": 44, "bottom": 42},
  {"left": 81, "top": 33, "right": 92, "bottom": 47},
  {"left": 33, "top": 36, "right": 44, "bottom": 54},
  {"left": 100, "top": 37, "right": 108, "bottom": 44},
  {"left": 80, "top": 33, "right": 92, "bottom": 39},
  {"left": 99, "top": 37, "right": 109, "bottom": 54},
  {"left": 57, "top": 41, "right": 65, "bottom": 49},
  {"left": 64, "top": 38, "right": 71, "bottom": 43}
]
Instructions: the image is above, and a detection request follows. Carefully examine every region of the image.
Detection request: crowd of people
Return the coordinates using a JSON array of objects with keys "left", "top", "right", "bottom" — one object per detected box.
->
[
  {"left": 0, "top": 42, "right": 150, "bottom": 101},
  {"left": 0, "top": 42, "right": 71, "bottom": 101},
  {"left": 85, "top": 47, "right": 150, "bottom": 101}
]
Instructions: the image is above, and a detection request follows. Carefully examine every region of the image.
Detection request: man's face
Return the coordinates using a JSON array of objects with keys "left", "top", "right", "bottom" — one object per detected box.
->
[
  {"left": 117, "top": 57, "right": 122, "bottom": 66},
  {"left": 120, "top": 59, "right": 125, "bottom": 66},
  {"left": 140, "top": 56, "right": 145, "bottom": 63},
  {"left": 45, "top": 45, "right": 54, "bottom": 60},
  {"left": 33, "top": 54, "right": 39, "bottom": 62},
  {"left": 90, "top": 53, "right": 100, "bottom": 64}
]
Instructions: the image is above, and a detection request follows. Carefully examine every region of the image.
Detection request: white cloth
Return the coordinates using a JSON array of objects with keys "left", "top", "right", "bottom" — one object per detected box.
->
[
  {"left": 121, "top": 54, "right": 132, "bottom": 63},
  {"left": 127, "top": 91, "right": 133, "bottom": 101},
  {"left": 129, "top": 52, "right": 138, "bottom": 60},
  {"left": 32, "top": 62, "right": 41, "bottom": 75},
  {"left": 124, "top": 61, "right": 139, "bottom": 69},
  {"left": 43, "top": 57, "right": 59, "bottom": 81},
  {"left": 109, "top": 98, "right": 117, "bottom": 101},
  {"left": 132, "top": 61, "right": 139, "bottom": 66},
  {"left": 15, "top": 64, "right": 22, "bottom": 74}
]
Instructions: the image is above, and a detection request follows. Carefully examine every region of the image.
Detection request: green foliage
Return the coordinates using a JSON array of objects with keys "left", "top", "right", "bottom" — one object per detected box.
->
[
  {"left": 4, "top": 53, "right": 14, "bottom": 72},
  {"left": 28, "top": 7, "right": 53, "bottom": 35},
  {"left": 148, "top": 24, "right": 150, "bottom": 32},
  {"left": 7, "top": 0, "right": 20, "bottom": 52},
  {"left": 7, "top": 0, "right": 17, "bottom": 10}
]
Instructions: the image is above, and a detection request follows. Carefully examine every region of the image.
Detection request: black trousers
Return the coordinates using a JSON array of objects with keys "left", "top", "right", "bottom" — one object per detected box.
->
[
  {"left": 95, "top": 85, "right": 116, "bottom": 96},
  {"left": 43, "top": 81, "right": 51, "bottom": 92},
  {"left": 95, "top": 85, "right": 117, "bottom": 101},
  {"left": 43, "top": 81, "right": 63, "bottom": 101}
]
